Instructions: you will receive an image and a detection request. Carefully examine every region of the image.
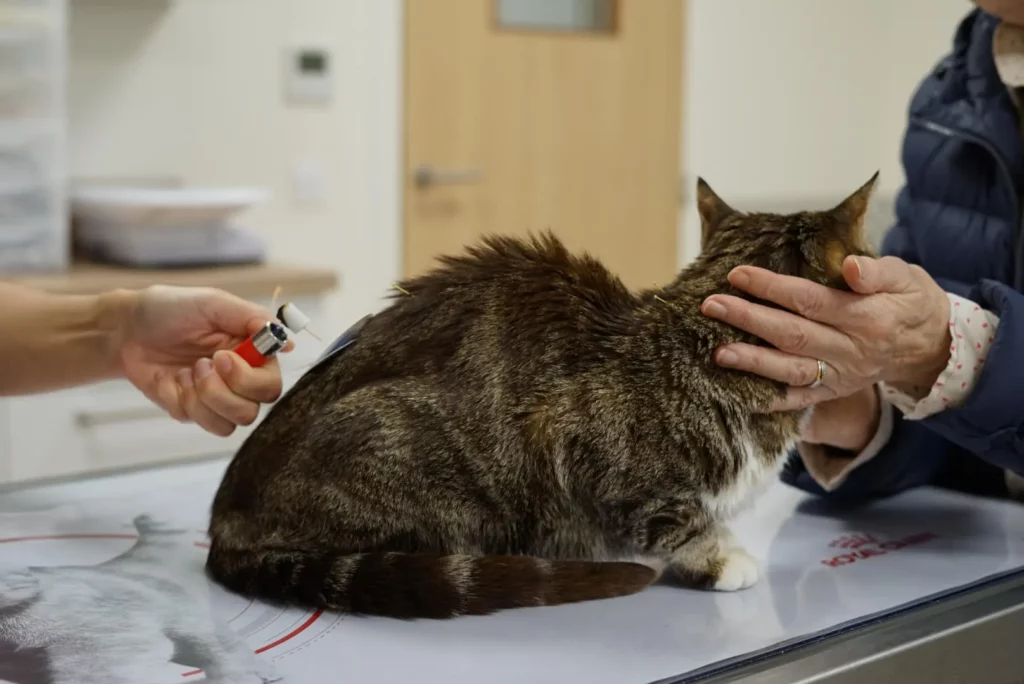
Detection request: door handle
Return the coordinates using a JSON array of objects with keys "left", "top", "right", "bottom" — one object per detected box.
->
[{"left": 413, "top": 165, "right": 483, "bottom": 189}]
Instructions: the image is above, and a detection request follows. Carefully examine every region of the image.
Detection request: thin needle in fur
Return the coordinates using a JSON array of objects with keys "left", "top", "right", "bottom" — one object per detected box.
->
[{"left": 270, "top": 285, "right": 283, "bottom": 313}]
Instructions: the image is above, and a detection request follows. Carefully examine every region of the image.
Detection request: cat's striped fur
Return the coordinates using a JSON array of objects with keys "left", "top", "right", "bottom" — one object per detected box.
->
[{"left": 206, "top": 175, "right": 877, "bottom": 619}]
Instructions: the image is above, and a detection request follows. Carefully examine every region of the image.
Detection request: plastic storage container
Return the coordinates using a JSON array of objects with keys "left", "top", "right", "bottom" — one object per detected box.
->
[
  {"left": 0, "top": 0, "right": 67, "bottom": 273},
  {"left": 70, "top": 186, "right": 270, "bottom": 267}
]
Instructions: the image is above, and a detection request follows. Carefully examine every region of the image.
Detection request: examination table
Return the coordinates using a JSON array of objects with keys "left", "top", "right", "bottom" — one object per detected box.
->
[{"left": 1, "top": 456, "right": 1023, "bottom": 684}]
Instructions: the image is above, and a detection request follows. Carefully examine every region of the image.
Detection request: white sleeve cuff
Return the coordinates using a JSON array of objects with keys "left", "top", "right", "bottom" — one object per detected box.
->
[
  {"left": 799, "top": 387, "right": 895, "bottom": 492},
  {"left": 882, "top": 292, "right": 999, "bottom": 420}
]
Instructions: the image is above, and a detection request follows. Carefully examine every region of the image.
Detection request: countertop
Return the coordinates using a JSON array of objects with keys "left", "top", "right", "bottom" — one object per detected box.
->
[
  {"left": 1, "top": 260, "right": 340, "bottom": 299},
  {"left": 2, "top": 460, "right": 1024, "bottom": 684}
]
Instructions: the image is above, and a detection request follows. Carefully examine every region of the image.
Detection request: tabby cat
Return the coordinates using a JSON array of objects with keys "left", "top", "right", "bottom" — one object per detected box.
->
[{"left": 206, "top": 175, "right": 877, "bottom": 620}]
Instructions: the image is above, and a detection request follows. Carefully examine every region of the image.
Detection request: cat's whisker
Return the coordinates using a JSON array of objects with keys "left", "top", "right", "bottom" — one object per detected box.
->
[{"left": 393, "top": 282, "right": 412, "bottom": 296}]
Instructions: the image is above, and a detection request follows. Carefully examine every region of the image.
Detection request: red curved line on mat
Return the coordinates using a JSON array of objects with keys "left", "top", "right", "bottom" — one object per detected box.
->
[
  {"left": 255, "top": 610, "right": 324, "bottom": 653},
  {"left": 181, "top": 610, "right": 324, "bottom": 677}
]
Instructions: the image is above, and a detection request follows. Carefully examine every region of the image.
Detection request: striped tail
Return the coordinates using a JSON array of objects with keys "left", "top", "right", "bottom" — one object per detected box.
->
[{"left": 206, "top": 545, "right": 657, "bottom": 619}]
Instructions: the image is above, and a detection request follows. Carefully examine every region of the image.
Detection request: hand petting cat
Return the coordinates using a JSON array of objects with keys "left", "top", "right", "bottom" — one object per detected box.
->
[{"left": 700, "top": 254, "right": 952, "bottom": 415}]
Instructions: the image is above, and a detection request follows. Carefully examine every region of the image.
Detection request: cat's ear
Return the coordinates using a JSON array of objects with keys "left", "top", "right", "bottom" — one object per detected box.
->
[
  {"left": 829, "top": 171, "right": 879, "bottom": 246},
  {"left": 696, "top": 178, "right": 736, "bottom": 249}
]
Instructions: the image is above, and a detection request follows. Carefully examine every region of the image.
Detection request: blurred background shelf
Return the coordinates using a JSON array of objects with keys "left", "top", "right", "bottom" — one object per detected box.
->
[{"left": 7, "top": 258, "right": 339, "bottom": 298}]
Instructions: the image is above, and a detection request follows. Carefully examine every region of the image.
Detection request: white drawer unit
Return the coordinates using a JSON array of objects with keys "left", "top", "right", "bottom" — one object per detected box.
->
[
  {"left": 0, "top": 293, "right": 329, "bottom": 485},
  {"left": 0, "top": 0, "right": 67, "bottom": 273}
]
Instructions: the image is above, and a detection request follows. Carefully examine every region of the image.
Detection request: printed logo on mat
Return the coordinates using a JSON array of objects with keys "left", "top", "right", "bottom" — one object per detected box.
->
[{"left": 820, "top": 532, "right": 937, "bottom": 568}]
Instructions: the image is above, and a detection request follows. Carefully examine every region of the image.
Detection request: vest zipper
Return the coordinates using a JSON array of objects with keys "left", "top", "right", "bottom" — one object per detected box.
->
[{"left": 910, "top": 116, "right": 1024, "bottom": 291}]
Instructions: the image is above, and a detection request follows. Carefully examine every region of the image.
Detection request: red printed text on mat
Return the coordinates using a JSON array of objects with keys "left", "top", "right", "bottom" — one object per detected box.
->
[{"left": 820, "top": 532, "right": 937, "bottom": 568}]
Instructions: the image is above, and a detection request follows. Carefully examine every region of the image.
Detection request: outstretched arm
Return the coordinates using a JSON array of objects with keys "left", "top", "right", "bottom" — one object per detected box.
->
[
  {"left": 0, "top": 282, "right": 133, "bottom": 396},
  {"left": 0, "top": 281, "right": 289, "bottom": 437}
]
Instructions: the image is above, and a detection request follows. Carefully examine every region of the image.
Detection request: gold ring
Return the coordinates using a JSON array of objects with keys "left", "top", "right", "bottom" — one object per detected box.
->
[{"left": 808, "top": 360, "right": 826, "bottom": 389}]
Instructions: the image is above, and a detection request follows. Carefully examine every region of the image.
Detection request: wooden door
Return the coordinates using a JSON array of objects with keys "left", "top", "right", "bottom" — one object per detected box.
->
[{"left": 403, "top": 0, "right": 683, "bottom": 290}]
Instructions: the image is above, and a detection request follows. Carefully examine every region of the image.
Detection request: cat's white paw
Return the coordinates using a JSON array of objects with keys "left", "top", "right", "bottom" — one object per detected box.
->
[{"left": 712, "top": 548, "right": 760, "bottom": 592}]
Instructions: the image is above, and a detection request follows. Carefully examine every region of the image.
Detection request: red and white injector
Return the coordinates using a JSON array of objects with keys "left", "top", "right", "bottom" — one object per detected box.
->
[{"left": 231, "top": 302, "right": 316, "bottom": 368}]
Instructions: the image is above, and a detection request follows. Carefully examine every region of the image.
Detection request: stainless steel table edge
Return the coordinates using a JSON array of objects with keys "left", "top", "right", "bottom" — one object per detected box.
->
[{"left": 653, "top": 568, "right": 1024, "bottom": 684}]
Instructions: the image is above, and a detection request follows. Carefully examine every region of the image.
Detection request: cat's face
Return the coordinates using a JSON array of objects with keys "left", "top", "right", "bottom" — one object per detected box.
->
[{"left": 694, "top": 173, "right": 878, "bottom": 290}]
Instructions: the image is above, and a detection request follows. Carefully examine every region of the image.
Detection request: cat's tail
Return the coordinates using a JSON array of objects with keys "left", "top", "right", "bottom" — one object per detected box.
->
[{"left": 206, "top": 545, "right": 657, "bottom": 619}]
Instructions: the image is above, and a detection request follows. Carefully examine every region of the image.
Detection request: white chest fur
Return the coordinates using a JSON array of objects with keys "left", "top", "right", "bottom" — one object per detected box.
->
[{"left": 701, "top": 436, "right": 795, "bottom": 521}]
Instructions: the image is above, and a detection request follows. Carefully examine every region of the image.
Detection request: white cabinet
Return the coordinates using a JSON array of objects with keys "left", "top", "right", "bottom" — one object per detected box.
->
[
  {"left": 0, "top": 0, "right": 68, "bottom": 272},
  {"left": 0, "top": 292, "right": 327, "bottom": 485}
]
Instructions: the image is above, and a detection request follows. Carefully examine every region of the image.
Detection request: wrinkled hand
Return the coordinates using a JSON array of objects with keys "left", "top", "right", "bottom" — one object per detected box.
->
[
  {"left": 701, "top": 255, "right": 951, "bottom": 412},
  {"left": 117, "top": 285, "right": 291, "bottom": 436}
]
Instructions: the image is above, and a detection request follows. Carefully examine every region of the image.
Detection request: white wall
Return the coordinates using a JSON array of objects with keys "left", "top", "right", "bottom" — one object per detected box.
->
[
  {"left": 68, "top": 0, "right": 403, "bottom": 334},
  {"left": 68, "top": 0, "right": 974, "bottom": 312},
  {"left": 680, "top": 0, "right": 973, "bottom": 264}
]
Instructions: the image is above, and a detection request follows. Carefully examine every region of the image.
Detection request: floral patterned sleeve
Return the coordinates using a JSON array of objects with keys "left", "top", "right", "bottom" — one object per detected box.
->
[{"left": 799, "top": 292, "right": 1000, "bottom": 492}]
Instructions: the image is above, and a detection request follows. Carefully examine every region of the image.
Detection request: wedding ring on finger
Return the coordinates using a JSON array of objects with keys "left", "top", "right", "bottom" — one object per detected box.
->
[{"left": 807, "top": 359, "right": 826, "bottom": 389}]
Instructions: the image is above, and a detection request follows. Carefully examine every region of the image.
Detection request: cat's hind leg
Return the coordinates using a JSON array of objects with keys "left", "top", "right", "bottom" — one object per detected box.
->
[
  {"left": 639, "top": 511, "right": 760, "bottom": 592},
  {"left": 670, "top": 523, "right": 760, "bottom": 592}
]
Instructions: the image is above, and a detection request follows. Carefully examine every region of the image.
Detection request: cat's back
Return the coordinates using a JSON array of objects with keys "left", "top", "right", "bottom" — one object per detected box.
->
[
  {"left": 402, "top": 231, "right": 635, "bottom": 310},
  {"left": 335, "top": 232, "right": 640, "bottom": 380},
  {"left": 213, "top": 233, "right": 639, "bottom": 503}
]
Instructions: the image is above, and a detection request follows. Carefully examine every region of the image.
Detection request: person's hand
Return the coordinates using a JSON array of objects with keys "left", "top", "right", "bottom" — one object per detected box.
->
[
  {"left": 801, "top": 386, "right": 881, "bottom": 453},
  {"left": 700, "top": 255, "right": 951, "bottom": 412},
  {"left": 974, "top": 0, "right": 1024, "bottom": 27},
  {"left": 115, "top": 285, "right": 292, "bottom": 436}
]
